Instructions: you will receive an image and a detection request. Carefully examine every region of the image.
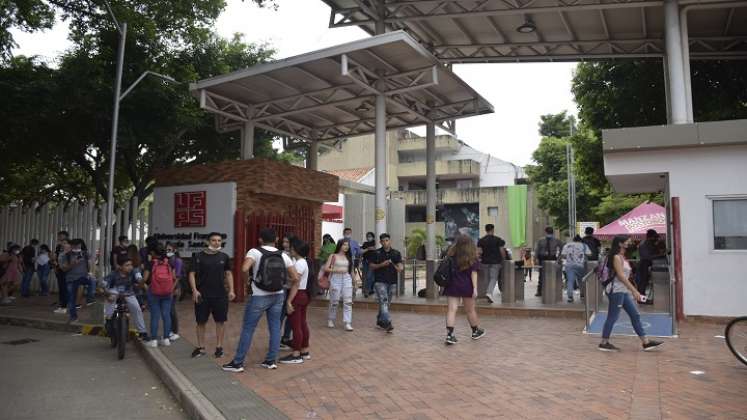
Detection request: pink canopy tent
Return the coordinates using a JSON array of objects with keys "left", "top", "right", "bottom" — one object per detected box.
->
[{"left": 595, "top": 202, "right": 667, "bottom": 240}]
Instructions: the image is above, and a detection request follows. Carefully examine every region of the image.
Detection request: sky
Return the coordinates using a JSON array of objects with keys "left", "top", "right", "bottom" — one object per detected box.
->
[{"left": 10, "top": 0, "right": 578, "bottom": 166}]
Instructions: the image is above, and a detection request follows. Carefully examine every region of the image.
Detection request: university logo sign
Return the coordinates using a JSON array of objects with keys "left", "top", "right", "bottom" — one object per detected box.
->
[{"left": 174, "top": 191, "right": 207, "bottom": 228}]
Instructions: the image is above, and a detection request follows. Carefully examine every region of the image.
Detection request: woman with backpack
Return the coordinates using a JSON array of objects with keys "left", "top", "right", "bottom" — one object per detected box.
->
[
  {"left": 166, "top": 243, "right": 183, "bottom": 339},
  {"left": 598, "top": 235, "right": 663, "bottom": 352},
  {"left": 325, "top": 238, "right": 354, "bottom": 331},
  {"left": 280, "top": 239, "right": 314, "bottom": 364},
  {"left": 442, "top": 234, "right": 485, "bottom": 345},
  {"left": 143, "top": 246, "right": 178, "bottom": 347}
]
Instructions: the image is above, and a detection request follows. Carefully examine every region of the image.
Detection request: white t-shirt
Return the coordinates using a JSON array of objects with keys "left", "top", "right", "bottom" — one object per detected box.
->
[
  {"left": 246, "top": 246, "right": 294, "bottom": 296},
  {"left": 295, "top": 259, "right": 309, "bottom": 290}
]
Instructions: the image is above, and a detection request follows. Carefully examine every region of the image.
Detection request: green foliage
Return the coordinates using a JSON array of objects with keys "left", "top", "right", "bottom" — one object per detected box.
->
[
  {"left": 405, "top": 228, "right": 445, "bottom": 259},
  {"left": 538, "top": 111, "right": 575, "bottom": 138}
]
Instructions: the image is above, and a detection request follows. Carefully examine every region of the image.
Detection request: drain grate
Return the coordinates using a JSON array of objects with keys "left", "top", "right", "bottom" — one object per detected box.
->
[{"left": 2, "top": 338, "right": 40, "bottom": 346}]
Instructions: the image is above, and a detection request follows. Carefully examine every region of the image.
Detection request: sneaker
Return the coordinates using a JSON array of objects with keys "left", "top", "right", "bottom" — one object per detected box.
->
[
  {"left": 53, "top": 307, "right": 67, "bottom": 314},
  {"left": 75, "top": 304, "right": 82, "bottom": 310},
  {"left": 486, "top": 295, "right": 494, "bottom": 304},
  {"left": 279, "top": 354, "right": 304, "bottom": 364},
  {"left": 344, "top": 323, "right": 354, "bottom": 332},
  {"left": 445, "top": 334, "right": 458, "bottom": 345},
  {"left": 260, "top": 360, "right": 278, "bottom": 369},
  {"left": 327, "top": 320, "right": 335, "bottom": 328},
  {"left": 144, "top": 340, "right": 158, "bottom": 348},
  {"left": 598, "top": 342, "right": 620, "bottom": 352},
  {"left": 643, "top": 340, "right": 664, "bottom": 352},
  {"left": 191, "top": 347, "right": 206, "bottom": 358},
  {"left": 159, "top": 338, "right": 171, "bottom": 347},
  {"left": 471, "top": 328, "right": 486, "bottom": 340},
  {"left": 168, "top": 333, "right": 180, "bottom": 341},
  {"left": 221, "top": 361, "right": 244, "bottom": 373},
  {"left": 279, "top": 342, "right": 291, "bottom": 351},
  {"left": 300, "top": 352, "right": 311, "bottom": 360},
  {"left": 214, "top": 347, "right": 224, "bottom": 358},
  {"left": 375, "top": 321, "right": 385, "bottom": 330},
  {"left": 1, "top": 298, "right": 13, "bottom": 305},
  {"left": 138, "top": 332, "right": 149, "bottom": 341},
  {"left": 567, "top": 298, "right": 574, "bottom": 303},
  {"left": 86, "top": 300, "right": 96, "bottom": 307},
  {"left": 385, "top": 323, "right": 394, "bottom": 333}
]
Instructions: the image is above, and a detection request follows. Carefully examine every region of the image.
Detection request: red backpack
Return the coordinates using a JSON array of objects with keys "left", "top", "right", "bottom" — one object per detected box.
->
[{"left": 150, "top": 258, "right": 174, "bottom": 296}]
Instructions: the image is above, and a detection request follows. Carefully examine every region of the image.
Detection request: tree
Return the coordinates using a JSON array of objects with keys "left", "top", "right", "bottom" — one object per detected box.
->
[
  {"left": 538, "top": 111, "right": 575, "bottom": 138},
  {"left": 405, "top": 228, "right": 445, "bottom": 259}
]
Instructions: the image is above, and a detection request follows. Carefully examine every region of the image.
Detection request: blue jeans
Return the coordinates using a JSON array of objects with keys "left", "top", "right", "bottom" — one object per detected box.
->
[
  {"left": 37, "top": 264, "right": 50, "bottom": 295},
  {"left": 67, "top": 277, "right": 88, "bottom": 320},
  {"left": 232, "top": 293, "right": 284, "bottom": 365},
  {"left": 564, "top": 264, "right": 585, "bottom": 299},
  {"left": 602, "top": 292, "right": 645, "bottom": 339},
  {"left": 374, "top": 282, "right": 397, "bottom": 325},
  {"left": 21, "top": 269, "right": 35, "bottom": 297},
  {"left": 147, "top": 292, "right": 173, "bottom": 340}
]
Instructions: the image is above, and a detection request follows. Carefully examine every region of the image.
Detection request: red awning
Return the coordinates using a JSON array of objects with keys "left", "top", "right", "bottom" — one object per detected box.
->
[{"left": 322, "top": 204, "right": 343, "bottom": 222}]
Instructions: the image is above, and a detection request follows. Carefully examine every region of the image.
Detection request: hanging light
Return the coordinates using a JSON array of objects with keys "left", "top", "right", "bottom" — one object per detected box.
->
[{"left": 516, "top": 18, "right": 536, "bottom": 33}]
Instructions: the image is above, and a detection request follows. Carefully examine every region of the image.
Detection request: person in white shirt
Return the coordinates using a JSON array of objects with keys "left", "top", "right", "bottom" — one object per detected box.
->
[
  {"left": 279, "top": 239, "right": 313, "bottom": 364},
  {"left": 560, "top": 235, "right": 591, "bottom": 303},
  {"left": 222, "top": 228, "right": 298, "bottom": 373}
]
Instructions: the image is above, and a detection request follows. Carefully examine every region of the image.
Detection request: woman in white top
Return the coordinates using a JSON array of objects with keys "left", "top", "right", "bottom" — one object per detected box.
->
[
  {"left": 325, "top": 238, "right": 354, "bottom": 331},
  {"left": 599, "top": 235, "right": 663, "bottom": 352},
  {"left": 280, "top": 240, "right": 312, "bottom": 364}
]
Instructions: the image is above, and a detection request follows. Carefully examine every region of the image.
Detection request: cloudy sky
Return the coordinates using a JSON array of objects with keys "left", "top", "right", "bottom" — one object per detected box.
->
[{"left": 10, "top": 0, "right": 578, "bottom": 166}]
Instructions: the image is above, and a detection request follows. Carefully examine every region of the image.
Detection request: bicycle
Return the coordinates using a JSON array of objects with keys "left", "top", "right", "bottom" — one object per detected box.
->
[
  {"left": 106, "top": 294, "right": 131, "bottom": 360},
  {"left": 725, "top": 316, "right": 747, "bottom": 366}
]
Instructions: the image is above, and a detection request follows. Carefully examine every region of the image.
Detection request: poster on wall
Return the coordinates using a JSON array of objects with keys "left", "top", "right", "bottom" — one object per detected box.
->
[
  {"left": 152, "top": 182, "right": 237, "bottom": 257},
  {"left": 442, "top": 203, "right": 480, "bottom": 242}
]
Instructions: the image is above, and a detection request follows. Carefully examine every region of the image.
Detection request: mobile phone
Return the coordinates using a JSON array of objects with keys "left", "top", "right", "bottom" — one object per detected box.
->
[{"left": 640, "top": 295, "right": 647, "bottom": 303}]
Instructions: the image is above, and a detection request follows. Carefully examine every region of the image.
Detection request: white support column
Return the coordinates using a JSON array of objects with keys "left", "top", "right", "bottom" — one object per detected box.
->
[
  {"left": 307, "top": 141, "right": 319, "bottom": 171},
  {"left": 425, "top": 123, "right": 438, "bottom": 299},
  {"left": 374, "top": 93, "right": 387, "bottom": 238},
  {"left": 241, "top": 121, "right": 255, "bottom": 160},
  {"left": 664, "top": 0, "right": 688, "bottom": 124},
  {"left": 679, "top": 8, "right": 694, "bottom": 122}
]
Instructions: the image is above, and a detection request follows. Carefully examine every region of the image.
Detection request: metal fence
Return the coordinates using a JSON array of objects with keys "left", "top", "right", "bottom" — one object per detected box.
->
[{"left": 0, "top": 198, "right": 152, "bottom": 293}]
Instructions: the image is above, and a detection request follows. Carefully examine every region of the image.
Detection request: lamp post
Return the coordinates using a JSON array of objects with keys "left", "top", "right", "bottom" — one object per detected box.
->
[{"left": 102, "top": 2, "right": 178, "bottom": 271}]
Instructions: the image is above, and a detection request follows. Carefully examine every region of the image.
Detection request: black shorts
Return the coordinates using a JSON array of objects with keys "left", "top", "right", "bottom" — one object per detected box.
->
[{"left": 194, "top": 296, "right": 228, "bottom": 324}]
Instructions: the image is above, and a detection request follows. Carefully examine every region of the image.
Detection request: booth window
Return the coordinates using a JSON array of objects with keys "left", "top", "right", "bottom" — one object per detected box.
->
[{"left": 713, "top": 198, "right": 747, "bottom": 250}]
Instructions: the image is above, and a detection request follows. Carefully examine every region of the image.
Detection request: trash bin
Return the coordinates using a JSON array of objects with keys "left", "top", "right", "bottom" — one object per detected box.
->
[
  {"left": 542, "top": 261, "right": 562, "bottom": 304},
  {"left": 501, "top": 262, "right": 516, "bottom": 304}
]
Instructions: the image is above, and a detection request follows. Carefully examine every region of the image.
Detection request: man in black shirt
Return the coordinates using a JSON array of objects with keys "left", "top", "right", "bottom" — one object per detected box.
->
[
  {"left": 361, "top": 232, "right": 377, "bottom": 297},
  {"left": 188, "top": 232, "right": 235, "bottom": 358},
  {"left": 20, "top": 239, "right": 38, "bottom": 297},
  {"left": 110, "top": 235, "right": 130, "bottom": 270},
  {"left": 581, "top": 227, "right": 601, "bottom": 261},
  {"left": 636, "top": 229, "right": 665, "bottom": 298},
  {"left": 369, "top": 233, "right": 403, "bottom": 332},
  {"left": 533, "top": 227, "right": 564, "bottom": 297},
  {"left": 477, "top": 224, "right": 506, "bottom": 303}
]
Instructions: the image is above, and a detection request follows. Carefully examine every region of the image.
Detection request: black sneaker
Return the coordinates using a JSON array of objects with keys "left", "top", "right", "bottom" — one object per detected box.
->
[
  {"left": 260, "top": 360, "right": 277, "bottom": 369},
  {"left": 567, "top": 298, "right": 574, "bottom": 303},
  {"left": 598, "top": 342, "right": 620, "bottom": 352},
  {"left": 221, "top": 361, "right": 244, "bottom": 372},
  {"left": 214, "top": 347, "right": 224, "bottom": 358},
  {"left": 86, "top": 300, "right": 96, "bottom": 307},
  {"left": 375, "top": 321, "right": 385, "bottom": 330},
  {"left": 471, "top": 328, "right": 486, "bottom": 340},
  {"left": 279, "top": 354, "right": 304, "bottom": 364},
  {"left": 300, "top": 352, "right": 311, "bottom": 360},
  {"left": 138, "top": 332, "right": 149, "bottom": 341},
  {"left": 279, "top": 341, "right": 291, "bottom": 351},
  {"left": 643, "top": 340, "right": 664, "bottom": 352},
  {"left": 385, "top": 322, "right": 394, "bottom": 333},
  {"left": 191, "top": 347, "right": 206, "bottom": 358},
  {"left": 75, "top": 304, "right": 82, "bottom": 310},
  {"left": 445, "top": 334, "right": 458, "bottom": 345},
  {"left": 486, "top": 295, "right": 494, "bottom": 304}
]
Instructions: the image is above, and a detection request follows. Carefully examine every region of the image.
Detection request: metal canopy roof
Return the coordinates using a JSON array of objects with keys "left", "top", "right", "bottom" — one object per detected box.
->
[
  {"left": 190, "top": 31, "right": 493, "bottom": 143},
  {"left": 321, "top": 0, "right": 747, "bottom": 62}
]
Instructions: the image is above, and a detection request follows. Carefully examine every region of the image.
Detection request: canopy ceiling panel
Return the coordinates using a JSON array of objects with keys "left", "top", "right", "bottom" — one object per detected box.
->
[
  {"left": 191, "top": 31, "right": 493, "bottom": 142},
  {"left": 321, "top": 0, "right": 747, "bottom": 62}
]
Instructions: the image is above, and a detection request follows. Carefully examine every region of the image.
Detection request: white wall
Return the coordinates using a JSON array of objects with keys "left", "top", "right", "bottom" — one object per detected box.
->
[
  {"left": 447, "top": 143, "right": 520, "bottom": 187},
  {"left": 605, "top": 144, "right": 747, "bottom": 317}
]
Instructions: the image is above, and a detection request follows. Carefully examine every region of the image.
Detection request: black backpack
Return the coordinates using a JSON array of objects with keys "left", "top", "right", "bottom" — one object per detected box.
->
[
  {"left": 434, "top": 256, "right": 454, "bottom": 288},
  {"left": 254, "top": 248, "right": 288, "bottom": 292}
]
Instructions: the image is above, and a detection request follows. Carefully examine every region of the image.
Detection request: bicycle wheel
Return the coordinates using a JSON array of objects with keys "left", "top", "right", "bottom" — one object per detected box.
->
[
  {"left": 117, "top": 315, "right": 128, "bottom": 360},
  {"left": 108, "top": 316, "right": 117, "bottom": 348},
  {"left": 725, "top": 316, "right": 747, "bottom": 367}
]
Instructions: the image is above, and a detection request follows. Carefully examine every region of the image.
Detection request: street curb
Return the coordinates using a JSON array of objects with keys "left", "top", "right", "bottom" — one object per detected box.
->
[
  {"left": 0, "top": 314, "right": 226, "bottom": 420},
  {"left": 134, "top": 340, "right": 227, "bottom": 420}
]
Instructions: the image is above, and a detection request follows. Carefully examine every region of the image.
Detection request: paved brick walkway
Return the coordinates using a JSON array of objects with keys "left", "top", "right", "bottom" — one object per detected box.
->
[{"left": 170, "top": 297, "right": 747, "bottom": 420}]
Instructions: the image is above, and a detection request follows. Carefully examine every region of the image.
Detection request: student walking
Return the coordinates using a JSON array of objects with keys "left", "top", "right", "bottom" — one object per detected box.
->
[
  {"left": 279, "top": 239, "right": 313, "bottom": 364},
  {"left": 369, "top": 233, "right": 403, "bottom": 332},
  {"left": 361, "top": 232, "right": 377, "bottom": 298},
  {"left": 189, "top": 233, "right": 235, "bottom": 358},
  {"left": 222, "top": 228, "right": 297, "bottom": 372},
  {"left": 560, "top": 235, "right": 591, "bottom": 303},
  {"left": 143, "top": 247, "right": 178, "bottom": 347},
  {"left": 598, "top": 235, "right": 663, "bottom": 352},
  {"left": 20, "top": 239, "right": 38, "bottom": 298},
  {"left": 443, "top": 234, "right": 485, "bottom": 345},
  {"left": 477, "top": 224, "right": 506, "bottom": 303},
  {"left": 325, "top": 239, "right": 355, "bottom": 331},
  {"left": 165, "top": 243, "right": 184, "bottom": 336},
  {"left": 52, "top": 232, "right": 70, "bottom": 313},
  {"left": 35, "top": 244, "right": 52, "bottom": 296},
  {"left": 534, "top": 227, "right": 564, "bottom": 297}
]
